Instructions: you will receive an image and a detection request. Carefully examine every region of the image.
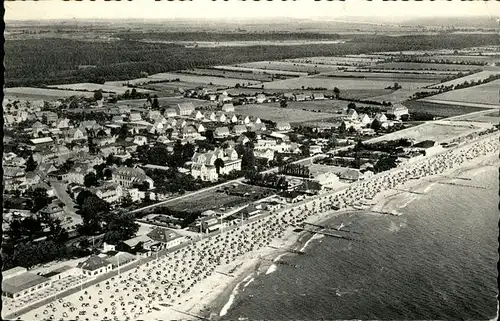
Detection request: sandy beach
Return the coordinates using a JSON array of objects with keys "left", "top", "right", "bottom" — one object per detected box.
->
[{"left": 18, "top": 131, "right": 499, "bottom": 321}]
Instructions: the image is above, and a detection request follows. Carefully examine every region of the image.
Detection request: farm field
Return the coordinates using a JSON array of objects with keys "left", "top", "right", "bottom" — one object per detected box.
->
[
  {"left": 320, "top": 71, "right": 445, "bottom": 82},
  {"left": 403, "top": 100, "right": 491, "bottom": 117},
  {"left": 140, "top": 39, "right": 346, "bottom": 48},
  {"left": 141, "top": 81, "right": 226, "bottom": 92},
  {"left": 414, "top": 55, "right": 500, "bottom": 64},
  {"left": 286, "top": 99, "right": 386, "bottom": 114},
  {"left": 259, "top": 75, "right": 432, "bottom": 90},
  {"left": 214, "top": 65, "right": 307, "bottom": 77},
  {"left": 450, "top": 109, "right": 499, "bottom": 124},
  {"left": 47, "top": 83, "right": 154, "bottom": 95},
  {"left": 235, "top": 103, "right": 335, "bottom": 123},
  {"left": 371, "top": 62, "right": 481, "bottom": 71},
  {"left": 286, "top": 56, "right": 385, "bottom": 66},
  {"left": 115, "top": 97, "right": 209, "bottom": 108},
  {"left": 368, "top": 121, "right": 488, "bottom": 144},
  {"left": 367, "top": 88, "right": 436, "bottom": 103},
  {"left": 144, "top": 72, "right": 262, "bottom": 87},
  {"left": 179, "top": 68, "right": 278, "bottom": 82},
  {"left": 233, "top": 61, "right": 340, "bottom": 74},
  {"left": 420, "top": 79, "right": 500, "bottom": 107},
  {"left": 428, "top": 70, "right": 500, "bottom": 88},
  {"left": 4, "top": 87, "right": 95, "bottom": 100},
  {"left": 339, "top": 89, "right": 395, "bottom": 100},
  {"left": 164, "top": 183, "right": 274, "bottom": 213}
]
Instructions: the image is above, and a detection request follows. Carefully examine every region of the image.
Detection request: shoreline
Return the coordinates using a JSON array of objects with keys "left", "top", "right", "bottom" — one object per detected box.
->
[
  {"left": 16, "top": 132, "right": 499, "bottom": 321},
  {"left": 205, "top": 152, "right": 499, "bottom": 320}
]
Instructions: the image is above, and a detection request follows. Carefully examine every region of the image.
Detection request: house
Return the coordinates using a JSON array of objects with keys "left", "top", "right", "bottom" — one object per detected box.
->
[
  {"left": 237, "top": 135, "right": 250, "bottom": 145},
  {"left": 256, "top": 94, "right": 266, "bottom": 104},
  {"left": 221, "top": 103, "right": 235, "bottom": 113},
  {"left": 112, "top": 166, "right": 154, "bottom": 189},
  {"left": 346, "top": 109, "right": 359, "bottom": 122},
  {"left": 294, "top": 94, "right": 306, "bottom": 101},
  {"left": 312, "top": 93, "right": 325, "bottom": 100},
  {"left": 307, "top": 164, "right": 342, "bottom": 190},
  {"left": 181, "top": 125, "right": 200, "bottom": 138},
  {"left": 105, "top": 252, "right": 137, "bottom": 269},
  {"left": 147, "top": 228, "right": 186, "bottom": 250},
  {"left": 204, "top": 111, "right": 217, "bottom": 122},
  {"left": 42, "top": 266, "right": 80, "bottom": 282},
  {"left": 358, "top": 113, "right": 372, "bottom": 126},
  {"left": 229, "top": 114, "right": 238, "bottom": 124},
  {"left": 310, "top": 145, "right": 323, "bottom": 155},
  {"left": 374, "top": 112, "right": 388, "bottom": 123},
  {"left": 66, "top": 163, "right": 94, "bottom": 184},
  {"left": 129, "top": 113, "right": 142, "bottom": 122},
  {"left": 64, "top": 128, "right": 87, "bottom": 143},
  {"left": 147, "top": 110, "right": 161, "bottom": 121},
  {"left": 91, "top": 183, "right": 124, "bottom": 203},
  {"left": 2, "top": 267, "right": 52, "bottom": 299},
  {"left": 42, "top": 111, "right": 58, "bottom": 125},
  {"left": 29, "top": 137, "right": 54, "bottom": 151},
  {"left": 191, "top": 110, "right": 205, "bottom": 120},
  {"left": 232, "top": 124, "right": 247, "bottom": 135},
  {"left": 196, "top": 123, "right": 206, "bottom": 133},
  {"left": 164, "top": 108, "right": 177, "bottom": 117},
  {"left": 386, "top": 104, "right": 409, "bottom": 120},
  {"left": 55, "top": 118, "right": 70, "bottom": 129},
  {"left": 254, "top": 148, "right": 275, "bottom": 161},
  {"left": 77, "top": 255, "right": 113, "bottom": 277},
  {"left": 208, "top": 94, "right": 217, "bottom": 101},
  {"left": 239, "top": 116, "right": 251, "bottom": 125},
  {"left": 176, "top": 102, "right": 195, "bottom": 116},
  {"left": 275, "top": 122, "right": 291, "bottom": 131},
  {"left": 215, "top": 112, "right": 227, "bottom": 123},
  {"left": 189, "top": 215, "right": 224, "bottom": 233},
  {"left": 214, "top": 126, "right": 230, "bottom": 138},
  {"left": 191, "top": 148, "right": 241, "bottom": 181},
  {"left": 133, "top": 135, "right": 148, "bottom": 146}
]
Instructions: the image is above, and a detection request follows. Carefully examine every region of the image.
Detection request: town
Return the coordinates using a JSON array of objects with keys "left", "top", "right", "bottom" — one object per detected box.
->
[{"left": 2, "top": 13, "right": 500, "bottom": 321}]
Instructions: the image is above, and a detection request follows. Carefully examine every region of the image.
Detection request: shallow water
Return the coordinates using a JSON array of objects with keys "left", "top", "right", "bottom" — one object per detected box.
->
[{"left": 220, "top": 165, "right": 499, "bottom": 320}]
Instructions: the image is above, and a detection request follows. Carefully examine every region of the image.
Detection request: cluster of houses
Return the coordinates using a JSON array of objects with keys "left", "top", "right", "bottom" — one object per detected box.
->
[{"left": 341, "top": 104, "right": 409, "bottom": 135}]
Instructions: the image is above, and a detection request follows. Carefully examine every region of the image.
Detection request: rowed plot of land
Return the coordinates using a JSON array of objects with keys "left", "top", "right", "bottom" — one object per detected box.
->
[
  {"left": 163, "top": 184, "right": 274, "bottom": 213},
  {"left": 233, "top": 61, "right": 339, "bottom": 74},
  {"left": 371, "top": 62, "right": 481, "bottom": 71},
  {"left": 47, "top": 83, "right": 154, "bottom": 95},
  {"left": 428, "top": 70, "right": 500, "bottom": 89},
  {"left": 403, "top": 100, "right": 489, "bottom": 118},
  {"left": 142, "top": 72, "right": 262, "bottom": 87}
]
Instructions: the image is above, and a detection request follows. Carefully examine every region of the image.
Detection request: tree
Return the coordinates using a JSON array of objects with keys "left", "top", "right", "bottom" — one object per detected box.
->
[
  {"left": 214, "top": 158, "right": 225, "bottom": 175},
  {"left": 84, "top": 172, "right": 98, "bottom": 187},
  {"left": 118, "top": 124, "right": 130, "bottom": 140},
  {"left": 121, "top": 193, "right": 134, "bottom": 207},
  {"left": 103, "top": 212, "right": 139, "bottom": 244},
  {"left": 241, "top": 147, "right": 256, "bottom": 171},
  {"left": 93, "top": 89, "right": 103, "bottom": 101},
  {"left": 152, "top": 97, "right": 160, "bottom": 109},
  {"left": 182, "top": 142, "right": 196, "bottom": 162},
  {"left": 31, "top": 188, "right": 49, "bottom": 213},
  {"left": 371, "top": 119, "right": 382, "bottom": 131},
  {"left": 205, "top": 130, "right": 214, "bottom": 143},
  {"left": 280, "top": 99, "right": 288, "bottom": 108},
  {"left": 347, "top": 102, "right": 356, "bottom": 110},
  {"left": 172, "top": 140, "right": 184, "bottom": 167},
  {"left": 80, "top": 194, "right": 110, "bottom": 234},
  {"left": 26, "top": 155, "right": 38, "bottom": 172},
  {"left": 333, "top": 87, "right": 340, "bottom": 99}
]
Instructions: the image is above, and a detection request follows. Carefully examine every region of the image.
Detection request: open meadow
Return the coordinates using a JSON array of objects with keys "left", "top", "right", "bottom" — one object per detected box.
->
[
  {"left": 285, "top": 56, "right": 386, "bottom": 66},
  {"left": 420, "top": 79, "right": 500, "bottom": 107},
  {"left": 285, "top": 99, "right": 386, "bottom": 114},
  {"left": 179, "top": 68, "right": 278, "bottom": 82},
  {"left": 235, "top": 103, "right": 335, "bottom": 123},
  {"left": 214, "top": 65, "right": 307, "bottom": 77},
  {"left": 115, "top": 97, "right": 209, "bottom": 109}
]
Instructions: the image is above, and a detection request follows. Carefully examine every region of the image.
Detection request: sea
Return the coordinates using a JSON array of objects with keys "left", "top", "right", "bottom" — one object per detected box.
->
[{"left": 219, "top": 163, "right": 499, "bottom": 320}]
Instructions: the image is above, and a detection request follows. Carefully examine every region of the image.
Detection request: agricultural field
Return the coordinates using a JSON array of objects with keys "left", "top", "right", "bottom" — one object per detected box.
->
[
  {"left": 232, "top": 61, "right": 340, "bottom": 74},
  {"left": 115, "top": 97, "right": 209, "bottom": 109},
  {"left": 141, "top": 72, "right": 262, "bottom": 87},
  {"left": 47, "top": 83, "right": 154, "bottom": 95},
  {"left": 413, "top": 55, "right": 500, "bottom": 64},
  {"left": 428, "top": 70, "right": 500, "bottom": 88},
  {"left": 420, "top": 79, "right": 500, "bottom": 107},
  {"left": 164, "top": 183, "right": 274, "bottom": 213},
  {"left": 179, "top": 68, "right": 278, "bottom": 82},
  {"left": 403, "top": 100, "right": 490, "bottom": 118},
  {"left": 320, "top": 71, "right": 445, "bottom": 82},
  {"left": 4, "top": 87, "right": 95, "bottom": 100},
  {"left": 259, "top": 75, "right": 433, "bottom": 90},
  {"left": 235, "top": 103, "right": 335, "bottom": 123},
  {"left": 367, "top": 88, "right": 437, "bottom": 103},
  {"left": 367, "top": 121, "right": 488, "bottom": 144},
  {"left": 214, "top": 65, "right": 307, "bottom": 77},
  {"left": 371, "top": 62, "right": 481, "bottom": 71},
  {"left": 286, "top": 56, "right": 386, "bottom": 66},
  {"left": 450, "top": 109, "right": 499, "bottom": 124},
  {"left": 285, "top": 99, "right": 385, "bottom": 114},
  {"left": 141, "top": 81, "right": 225, "bottom": 93},
  {"left": 338, "top": 88, "right": 395, "bottom": 100}
]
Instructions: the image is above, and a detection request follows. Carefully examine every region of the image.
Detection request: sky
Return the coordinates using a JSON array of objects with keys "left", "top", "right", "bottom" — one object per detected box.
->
[{"left": 5, "top": 0, "right": 500, "bottom": 21}]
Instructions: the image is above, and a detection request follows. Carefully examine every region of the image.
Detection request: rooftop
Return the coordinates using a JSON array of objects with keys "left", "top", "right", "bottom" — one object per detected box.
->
[{"left": 2, "top": 272, "right": 50, "bottom": 295}]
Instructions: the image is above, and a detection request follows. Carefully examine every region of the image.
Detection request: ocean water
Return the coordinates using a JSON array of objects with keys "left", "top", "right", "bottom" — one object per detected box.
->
[{"left": 220, "top": 165, "right": 499, "bottom": 320}]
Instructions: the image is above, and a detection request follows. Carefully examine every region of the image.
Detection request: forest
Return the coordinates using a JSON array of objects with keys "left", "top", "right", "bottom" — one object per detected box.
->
[{"left": 5, "top": 33, "right": 499, "bottom": 87}]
